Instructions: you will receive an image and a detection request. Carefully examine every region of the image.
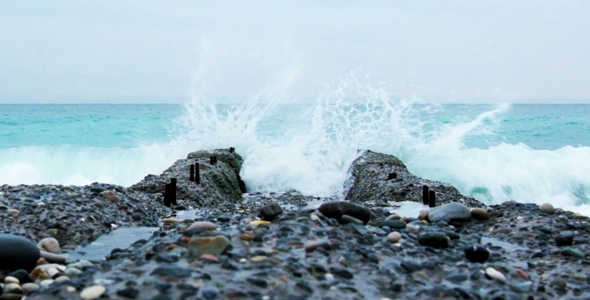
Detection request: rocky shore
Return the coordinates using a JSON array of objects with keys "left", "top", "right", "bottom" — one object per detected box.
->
[{"left": 1, "top": 149, "right": 589, "bottom": 300}]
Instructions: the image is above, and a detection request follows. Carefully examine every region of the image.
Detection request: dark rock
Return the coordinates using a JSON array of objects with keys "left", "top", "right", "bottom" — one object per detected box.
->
[
  {"left": 318, "top": 201, "right": 371, "bottom": 224},
  {"left": 374, "top": 220, "right": 407, "bottom": 229},
  {"left": 7, "top": 269, "right": 32, "bottom": 284},
  {"left": 116, "top": 287, "right": 140, "bottom": 299},
  {"left": 562, "top": 248, "right": 585, "bottom": 259},
  {"left": 418, "top": 232, "right": 450, "bottom": 248},
  {"left": 555, "top": 232, "right": 574, "bottom": 246},
  {"left": 0, "top": 234, "right": 41, "bottom": 272},
  {"left": 464, "top": 245, "right": 490, "bottom": 263},
  {"left": 246, "top": 277, "right": 268, "bottom": 288},
  {"left": 445, "top": 273, "right": 468, "bottom": 283},
  {"left": 259, "top": 203, "right": 283, "bottom": 221},
  {"left": 400, "top": 260, "right": 422, "bottom": 273},
  {"left": 428, "top": 202, "right": 471, "bottom": 223},
  {"left": 330, "top": 267, "right": 354, "bottom": 279},
  {"left": 201, "top": 289, "right": 218, "bottom": 300},
  {"left": 150, "top": 266, "right": 192, "bottom": 278}
]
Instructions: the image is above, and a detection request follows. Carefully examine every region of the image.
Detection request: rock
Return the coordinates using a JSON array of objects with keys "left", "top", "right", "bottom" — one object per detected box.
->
[
  {"left": 318, "top": 201, "right": 371, "bottom": 224},
  {"left": 386, "top": 214, "right": 401, "bottom": 221},
  {"left": 540, "top": 203, "right": 555, "bottom": 214},
  {"left": 428, "top": 203, "right": 471, "bottom": 223},
  {"left": 29, "top": 267, "right": 51, "bottom": 281},
  {"left": 341, "top": 215, "right": 364, "bottom": 225},
  {"left": 406, "top": 224, "right": 420, "bottom": 233},
  {"left": 259, "top": 203, "right": 283, "bottom": 221},
  {"left": 387, "top": 232, "right": 402, "bottom": 243},
  {"left": 330, "top": 267, "right": 354, "bottom": 279},
  {"left": 7, "top": 269, "right": 31, "bottom": 284},
  {"left": 185, "top": 221, "right": 217, "bottom": 231},
  {"left": 555, "top": 232, "right": 574, "bottom": 246},
  {"left": 116, "top": 287, "right": 140, "bottom": 299},
  {"left": 470, "top": 208, "right": 490, "bottom": 220},
  {"left": 464, "top": 245, "right": 490, "bottom": 263},
  {"left": 151, "top": 266, "right": 193, "bottom": 278},
  {"left": 102, "top": 190, "right": 120, "bottom": 203},
  {"left": 561, "top": 248, "right": 585, "bottom": 259},
  {"left": 485, "top": 267, "right": 507, "bottom": 282},
  {"left": 4, "top": 276, "right": 19, "bottom": 284},
  {"left": 343, "top": 150, "right": 484, "bottom": 207},
  {"left": 418, "top": 210, "right": 430, "bottom": 221},
  {"left": 374, "top": 220, "right": 407, "bottom": 229},
  {"left": 418, "top": 232, "right": 449, "bottom": 248},
  {"left": 40, "top": 251, "right": 67, "bottom": 264},
  {"left": 37, "top": 238, "right": 61, "bottom": 254},
  {"left": 187, "top": 236, "right": 231, "bottom": 257},
  {"left": 0, "top": 234, "right": 41, "bottom": 272},
  {"left": 21, "top": 283, "right": 40, "bottom": 295},
  {"left": 3, "top": 283, "right": 22, "bottom": 294},
  {"left": 80, "top": 285, "right": 106, "bottom": 300}
]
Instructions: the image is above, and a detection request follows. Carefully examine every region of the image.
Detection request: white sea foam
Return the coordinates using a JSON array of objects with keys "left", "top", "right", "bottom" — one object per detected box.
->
[{"left": 1, "top": 74, "right": 589, "bottom": 216}]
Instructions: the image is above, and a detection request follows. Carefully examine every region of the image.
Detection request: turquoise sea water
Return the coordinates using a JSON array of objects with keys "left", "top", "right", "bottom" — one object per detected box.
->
[{"left": 1, "top": 101, "right": 589, "bottom": 214}]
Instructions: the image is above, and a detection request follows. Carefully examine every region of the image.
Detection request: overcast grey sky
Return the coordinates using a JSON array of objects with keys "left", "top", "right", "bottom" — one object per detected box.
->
[{"left": 1, "top": 1, "right": 589, "bottom": 104}]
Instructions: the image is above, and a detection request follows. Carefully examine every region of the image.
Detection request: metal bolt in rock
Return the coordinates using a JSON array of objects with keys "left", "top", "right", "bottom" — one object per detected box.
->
[
  {"left": 195, "top": 163, "right": 200, "bottom": 184},
  {"left": 429, "top": 190, "right": 436, "bottom": 208},
  {"left": 190, "top": 164, "right": 195, "bottom": 182},
  {"left": 423, "top": 185, "right": 429, "bottom": 205}
]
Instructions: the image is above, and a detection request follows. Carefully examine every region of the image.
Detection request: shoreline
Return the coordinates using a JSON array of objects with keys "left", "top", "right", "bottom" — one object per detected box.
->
[{"left": 0, "top": 149, "right": 588, "bottom": 299}]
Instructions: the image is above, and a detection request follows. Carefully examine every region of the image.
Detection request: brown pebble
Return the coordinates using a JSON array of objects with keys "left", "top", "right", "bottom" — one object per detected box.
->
[
  {"left": 36, "top": 258, "right": 48, "bottom": 266},
  {"left": 419, "top": 210, "right": 429, "bottom": 221},
  {"left": 540, "top": 203, "right": 555, "bottom": 214},
  {"left": 516, "top": 269, "right": 531, "bottom": 280},
  {"left": 470, "top": 208, "right": 490, "bottom": 220},
  {"left": 304, "top": 241, "right": 319, "bottom": 253}
]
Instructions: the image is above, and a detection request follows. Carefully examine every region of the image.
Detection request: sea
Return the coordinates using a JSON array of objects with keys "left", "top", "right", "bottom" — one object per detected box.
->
[{"left": 1, "top": 96, "right": 589, "bottom": 215}]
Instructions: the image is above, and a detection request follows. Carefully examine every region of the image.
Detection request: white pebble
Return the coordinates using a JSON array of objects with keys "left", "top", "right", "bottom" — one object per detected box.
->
[
  {"left": 325, "top": 273, "right": 335, "bottom": 281},
  {"left": 4, "top": 276, "right": 19, "bottom": 284},
  {"left": 80, "top": 285, "right": 106, "bottom": 300},
  {"left": 485, "top": 267, "right": 507, "bottom": 282},
  {"left": 387, "top": 232, "right": 402, "bottom": 243}
]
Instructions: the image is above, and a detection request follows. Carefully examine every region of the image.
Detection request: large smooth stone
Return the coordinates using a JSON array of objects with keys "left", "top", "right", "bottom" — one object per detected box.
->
[
  {"left": 428, "top": 202, "right": 471, "bottom": 223},
  {"left": 0, "top": 234, "right": 41, "bottom": 272},
  {"left": 187, "top": 236, "right": 231, "bottom": 257},
  {"left": 318, "top": 201, "right": 371, "bottom": 224}
]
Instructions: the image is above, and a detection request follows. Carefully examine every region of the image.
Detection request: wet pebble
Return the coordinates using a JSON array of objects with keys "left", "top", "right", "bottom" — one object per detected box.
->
[{"left": 80, "top": 285, "right": 106, "bottom": 300}]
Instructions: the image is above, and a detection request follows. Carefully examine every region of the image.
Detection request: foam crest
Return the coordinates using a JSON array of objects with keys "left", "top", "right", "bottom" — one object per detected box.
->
[{"left": 0, "top": 143, "right": 190, "bottom": 186}]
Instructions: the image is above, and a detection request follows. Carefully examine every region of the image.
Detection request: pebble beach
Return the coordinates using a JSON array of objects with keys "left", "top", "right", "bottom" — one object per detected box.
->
[{"left": 1, "top": 149, "right": 589, "bottom": 300}]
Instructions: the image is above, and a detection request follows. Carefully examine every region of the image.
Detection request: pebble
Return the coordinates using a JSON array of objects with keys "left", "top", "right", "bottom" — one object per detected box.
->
[
  {"left": 470, "top": 208, "right": 490, "bottom": 220},
  {"left": 187, "top": 236, "right": 231, "bottom": 257},
  {"left": 185, "top": 221, "right": 217, "bottom": 231},
  {"left": 4, "top": 276, "right": 19, "bottom": 284},
  {"left": 40, "top": 251, "right": 67, "bottom": 264},
  {"left": 341, "top": 214, "right": 364, "bottom": 225},
  {"left": 251, "top": 256, "right": 268, "bottom": 263},
  {"left": 318, "top": 201, "right": 371, "bottom": 224},
  {"left": 406, "top": 224, "right": 420, "bottom": 233},
  {"left": 464, "top": 245, "right": 490, "bottom": 263},
  {"left": 80, "top": 285, "right": 106, "bottom": 300},
  {"left": 561, "top": 248, "right": 585, "bottom": 259},
  {"left": 249, "top": 220, "right": 271, "bottom": 226},
  {"left": 4, "top": 283, "right": 22, "bottom": 294},
  {"left": 555, "top": 232, "right": 574, "bottom": 246},
  {"left": 374, "top": 220, "right": 407, "bottom": 229},
  {"left": 485, "top": 267, "right": 507, "bottom": 282},
  {"left": 387, "top": 232, "right": 402, "bottom": 243},
  {"left": 259, "top": 203, "right": 284, "bottom": 221},
  {"left": 37, "top": 237, "right": 61, "bottom": 254},
  {"left": 540, "top": 203, "right": 555, "bottom": 214},
  {"left": 418, "top": 232, "right": 450, "bottom": 248},
  {"left": 21, "top": 283, "right": 40, "bottom": 295}
]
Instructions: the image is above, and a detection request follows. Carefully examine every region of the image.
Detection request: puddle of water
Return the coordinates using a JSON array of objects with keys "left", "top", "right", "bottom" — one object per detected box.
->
[
  {"left": 175, "top": 209, "right": 200, "bottom": 220},
  {"left": 67, "top": 226, "right": 158, "bottom": 262},
  {"left": 481, "top": 236, "right": 528, "bottom": 251}
]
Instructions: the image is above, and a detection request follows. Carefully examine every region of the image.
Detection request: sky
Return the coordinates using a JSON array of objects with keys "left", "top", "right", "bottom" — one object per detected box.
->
[{"left": 0, "top": 1, "right": 589, "bottom": 104}]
